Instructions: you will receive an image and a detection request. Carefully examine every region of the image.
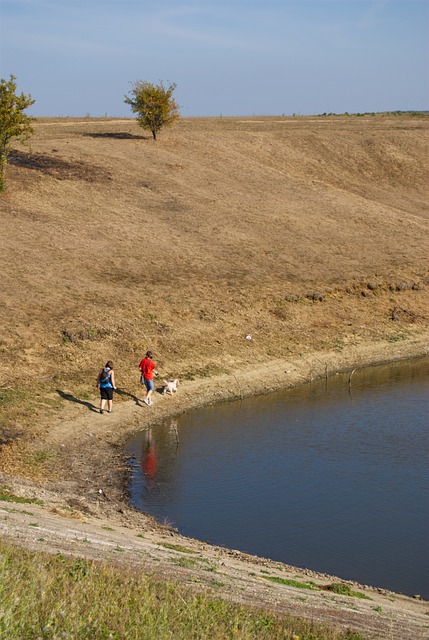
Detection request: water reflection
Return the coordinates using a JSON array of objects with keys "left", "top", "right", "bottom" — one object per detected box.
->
[
  {"left": 126, "top": 357, "right": 429, "bottom": 598},
  {"left": 141, "top": 429, "right": 157, "bottom": 490}
]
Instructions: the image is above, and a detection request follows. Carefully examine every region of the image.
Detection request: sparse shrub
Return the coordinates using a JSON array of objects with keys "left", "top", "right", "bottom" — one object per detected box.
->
[
  {"left": 124, "top": 80, "right": 180, "bottom": 140},
  {"left": 0, "top": 487, "right": 43, "bottom": 505},
  {"left": 160, "top": 543, "right": 196, "bottom": 554},
  {"left": 324, "top": 582, "right": 371, "bottom": 599},
  {"left": 62, "top": 327, "right": 110, "bottom": 343},
  {"left": 262, "top": 575, "right": 317, "bottom": 590},
  {"left": 0, "top": 75, "right": 35, "bottom": 191}
]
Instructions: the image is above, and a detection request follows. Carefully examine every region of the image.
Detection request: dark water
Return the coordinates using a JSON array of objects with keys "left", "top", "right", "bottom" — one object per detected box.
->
[{"left": 126, "top": 358, "right": 429, "bottom": 599}]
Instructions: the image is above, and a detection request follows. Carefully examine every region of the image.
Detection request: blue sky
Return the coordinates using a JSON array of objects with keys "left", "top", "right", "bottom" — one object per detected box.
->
[{"left": 0, "top": 0, "right": 427, "bottom": 117}]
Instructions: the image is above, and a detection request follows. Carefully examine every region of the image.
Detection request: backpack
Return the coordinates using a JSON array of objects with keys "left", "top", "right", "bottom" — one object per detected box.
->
[{"left": 99, "top": 368, "right": 111, "bottom": 384}]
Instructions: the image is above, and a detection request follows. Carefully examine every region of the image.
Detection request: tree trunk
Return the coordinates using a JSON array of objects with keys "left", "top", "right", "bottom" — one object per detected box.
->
[{"left": 0, "top": 152, "right": 7, "bottom": 192}]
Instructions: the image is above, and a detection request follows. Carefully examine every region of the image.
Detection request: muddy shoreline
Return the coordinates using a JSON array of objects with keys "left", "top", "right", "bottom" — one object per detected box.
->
[
  {"left": 10, "top": 334, "right": 429, "bottom": 530},
  {"left": 1, "top": 337, "right": 429, "bottom": 639}
]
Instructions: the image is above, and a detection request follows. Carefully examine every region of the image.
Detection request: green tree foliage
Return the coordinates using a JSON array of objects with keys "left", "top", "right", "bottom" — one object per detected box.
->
[
  {"left": 124, "top": 80, "right": 179, "bottom": 140},
  {"left": 0, "top": 75, "right": 35, "bottom": 191}
]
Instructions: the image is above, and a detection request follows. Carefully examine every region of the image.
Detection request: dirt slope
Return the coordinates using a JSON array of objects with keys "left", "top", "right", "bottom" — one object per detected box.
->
[{"left": 1, "top": 115, "right": 428, "bottom": 399}]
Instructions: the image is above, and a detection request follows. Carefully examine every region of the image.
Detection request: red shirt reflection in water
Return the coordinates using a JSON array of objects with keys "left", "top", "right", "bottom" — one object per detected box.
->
[{"left": 142, "top": 430, "right": 157, "bottom": 489}]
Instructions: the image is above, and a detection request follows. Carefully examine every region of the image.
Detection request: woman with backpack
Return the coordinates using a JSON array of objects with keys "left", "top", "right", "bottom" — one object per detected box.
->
[{"left": 96, "top": 360, "right": 117, "bottom": 414}]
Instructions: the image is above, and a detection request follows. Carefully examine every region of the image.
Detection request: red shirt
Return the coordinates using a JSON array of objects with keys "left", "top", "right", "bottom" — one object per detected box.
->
[{"left": 139, "top": 357, "right": 155, "bottom": 380}]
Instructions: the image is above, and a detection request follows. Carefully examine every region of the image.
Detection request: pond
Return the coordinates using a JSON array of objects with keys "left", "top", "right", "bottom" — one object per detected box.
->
[{"left": 126, "top": 357, "right": 429, "bottom": 599}]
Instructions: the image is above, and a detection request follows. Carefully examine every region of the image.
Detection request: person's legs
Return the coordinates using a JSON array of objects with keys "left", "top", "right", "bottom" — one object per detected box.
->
[
  {"left": 100, "top": 388, "right": 110, "bottom": 413},
  {"left": 106, "top": 388, "right": 114, "bottom": 412},
  {"left": 144, "top": 379, "right": 154, "bottom": 405}
]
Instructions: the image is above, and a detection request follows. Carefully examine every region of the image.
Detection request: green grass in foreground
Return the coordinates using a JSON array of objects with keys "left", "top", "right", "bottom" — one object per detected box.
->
[{"left": 0, "top": 541, "right": 366, "bottom": 640}]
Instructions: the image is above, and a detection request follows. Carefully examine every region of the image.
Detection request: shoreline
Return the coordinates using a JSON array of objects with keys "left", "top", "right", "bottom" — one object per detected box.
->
[
  {"left": 116, "top": 333, "right": 429, "bottom": 448},
  {"left": 6, "top": 333, "right": 429, "bottom": 523},
  {"left": 124, "top": 346, "right": 429, "bottom": 595},
  {"left": 1, "top": 335, "right": 429, "bottom": 639}
]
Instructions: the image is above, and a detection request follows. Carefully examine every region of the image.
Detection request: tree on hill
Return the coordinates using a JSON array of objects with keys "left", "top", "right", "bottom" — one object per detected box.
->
[
  {"left": 0, "top": 75, "right": 35, "bottom": 192},
  {"left": 124, "top": 80, "right": 179, "bottom": 140}
]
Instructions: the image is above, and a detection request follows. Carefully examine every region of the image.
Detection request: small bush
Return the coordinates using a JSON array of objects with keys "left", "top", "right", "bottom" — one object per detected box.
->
[
  {"left": 262, "top": 576, "right": 317, "bottom": 590},
  {"left": 325, "top": 582, "right": 371, "bottom": 600},
  {"left": 0, "top": 488, "right": 43, "bottom": 505}
]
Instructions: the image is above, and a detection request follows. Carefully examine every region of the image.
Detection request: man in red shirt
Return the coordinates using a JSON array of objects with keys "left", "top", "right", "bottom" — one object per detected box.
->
[{"left": 139, "top": 350, "right": 156, "bottom": 405}]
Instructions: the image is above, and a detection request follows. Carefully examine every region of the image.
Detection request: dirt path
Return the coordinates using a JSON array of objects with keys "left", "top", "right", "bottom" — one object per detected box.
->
[{"left": 1, "top": 337, "right": 428, "bottom": 639}]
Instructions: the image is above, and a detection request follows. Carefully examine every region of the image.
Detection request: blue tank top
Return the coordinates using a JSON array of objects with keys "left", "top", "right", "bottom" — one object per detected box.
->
[{"left": 99, "top": 368, "right": 112, "bottom": 389}]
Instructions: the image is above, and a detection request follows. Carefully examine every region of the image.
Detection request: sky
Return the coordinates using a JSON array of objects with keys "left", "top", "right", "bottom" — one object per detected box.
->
[{"left": 0, "top": 0, "right": 428, "bottom": 117}]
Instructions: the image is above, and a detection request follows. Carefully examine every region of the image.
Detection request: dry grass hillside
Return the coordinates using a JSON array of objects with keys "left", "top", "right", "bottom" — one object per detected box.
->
[{"left": 0, "top": 114, "right": 428, "bottom": 432}]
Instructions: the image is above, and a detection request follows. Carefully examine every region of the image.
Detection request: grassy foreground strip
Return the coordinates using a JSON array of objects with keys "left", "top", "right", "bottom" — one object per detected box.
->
[{"left": 0, "top": 542, "right": 364, "bottom": 640}]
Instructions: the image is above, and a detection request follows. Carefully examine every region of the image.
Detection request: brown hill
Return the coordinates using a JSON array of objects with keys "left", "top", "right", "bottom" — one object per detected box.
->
[{"left": 1, "top": 115, "right": 427, "bottom": 406}]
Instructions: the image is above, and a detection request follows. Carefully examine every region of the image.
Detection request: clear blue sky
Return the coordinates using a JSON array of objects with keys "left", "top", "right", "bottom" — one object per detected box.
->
[{"left": 0, "top": 0, "right": 428, "bottom": 117}]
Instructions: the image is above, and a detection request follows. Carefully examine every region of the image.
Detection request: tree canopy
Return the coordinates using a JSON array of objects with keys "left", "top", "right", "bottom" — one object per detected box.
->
[
  {"left": 124, "top": 80, "right": 179, "bottom": 140},
  {"left": 0, "top": 75, "right": 35, "bottom": 191}
]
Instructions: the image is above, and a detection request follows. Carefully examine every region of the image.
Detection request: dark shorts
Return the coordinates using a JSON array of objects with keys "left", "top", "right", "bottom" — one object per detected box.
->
[
  {"left": 143, "top": 378, "right": 154, "bottom": 392},
  {"left": 100, "top": 387, "right": 113, "bottom": 400}
]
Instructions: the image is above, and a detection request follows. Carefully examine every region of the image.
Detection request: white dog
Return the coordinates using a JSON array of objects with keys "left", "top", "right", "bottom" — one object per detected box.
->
[{"left": 162, "top": 379, "right": 179, "bottom": 395}]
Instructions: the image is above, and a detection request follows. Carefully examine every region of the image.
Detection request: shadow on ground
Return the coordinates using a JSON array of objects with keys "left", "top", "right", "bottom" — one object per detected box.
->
[
  {"left": 83, "top": 132, "right": 149, "bottom": 140},
  {"left": 56, "top": 390, "right": 99, "bottom": 412},
  {"left": 9, "top": 150, "right": 110, "bottom": 182},
  {"left": 114, "top": 388, "right": 144, "bottom": 406}
]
